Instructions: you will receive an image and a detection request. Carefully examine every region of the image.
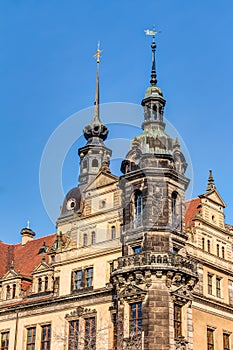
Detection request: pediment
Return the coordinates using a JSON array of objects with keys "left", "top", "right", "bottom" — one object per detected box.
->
[
  {"left": 3, "top": 269, "right": 20, "bottom": 280},
  {"left": 84, "top": 171, "right": 118, "bottom": 192},
  {"left": 200, "top": 189, "right": 226, "bottom": 208},
  {"left": 119, "top": 283, "right": 147, "bottom": 301},
  {"left": 32, "top": 261, "right": 51, "bottom": 274}
]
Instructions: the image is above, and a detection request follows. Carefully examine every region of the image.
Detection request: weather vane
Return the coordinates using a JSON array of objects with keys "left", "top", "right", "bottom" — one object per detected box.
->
[
  {"left": 94, "top": 41, "right": 102, "bottom": 63},
  {"left": 144, "top": 26, "right": 161, "bottom": 42}
]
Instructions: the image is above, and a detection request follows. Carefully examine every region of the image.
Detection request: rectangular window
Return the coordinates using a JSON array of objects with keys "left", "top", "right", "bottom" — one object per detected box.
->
[
  {"left": 0, "top": 332, "right": 9, "bottom": 350},
  {"left": 216, "top": 277, "right": 221, "bottom": 298},
  {"left": 174, "top": 304, "right": 182, "bottom": 338},
  {"left": 26, "top": 327, "right": 36, "bottom": 350},
  {"left": 207, "top": 328, "right": 214, "bottom": 350},
  {"left": 75, "top": 270, "right": 83, "bottom": 289},
  {"left": 223, "top": 333, "right": 230, "bottom": 350},
  {"left": 41, "top": 324, "right": 51, "bottom": 350},
  {"left": 68, "top": 320, "right": 79, "bottom": 350},
  {"left": 73, "top": 267, "right": 93, "bottom": 290},
  {"left": 85, "top": 317, "right": 96, "bottom": 350},
  {"left": 208, "top": 274, "right": 213, "bottom": 295},
  {"left": 130, "top": 302, "right": 142, "bottom": 336}
]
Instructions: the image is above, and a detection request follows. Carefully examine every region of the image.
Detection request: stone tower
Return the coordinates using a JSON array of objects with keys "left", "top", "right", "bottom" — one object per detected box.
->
[{"left": 111, "top": 31, "right": 198, "bottom": 350}]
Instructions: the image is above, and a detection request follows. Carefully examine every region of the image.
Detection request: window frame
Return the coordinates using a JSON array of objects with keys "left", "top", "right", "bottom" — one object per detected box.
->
[
  {"left": 129, "top": 302, "right": 142, "bottom": 337},
  {"left": 216, "top": 276, "right": 221, "bottom": 298},
  {"left": 41, "top": 324, "right": 51, "bottom": 350},
  {"left": 223, "top": 333, "right": 230, "bottom": 350},
  {"left": 207, "top": 328, "right": 214, "bottom": 350},
  {"left": 84, "top": 317, "right": 96, "bottom": 350},
  {"left": 68, "top": 320, "right": 79, "bottom": 350},
  {"left": 174, "top": 304, "right": 182, "bottom": 338},
  {"left": 208, "top": 273, "right": 213, "bottom": 295},
  {"left": 26, "top": 327, "right": 36, "bottom": 350},
  {"left": 0, "top": 331, "right": 9, "bottom": 350}
]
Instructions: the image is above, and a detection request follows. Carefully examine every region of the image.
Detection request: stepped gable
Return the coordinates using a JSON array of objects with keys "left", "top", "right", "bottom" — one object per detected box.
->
[
  {"left": 0, "top": 233, "right": 56, "bottom": 278},
  {"left": 184, "top": 198, "right": 201, "bottom": 230}
]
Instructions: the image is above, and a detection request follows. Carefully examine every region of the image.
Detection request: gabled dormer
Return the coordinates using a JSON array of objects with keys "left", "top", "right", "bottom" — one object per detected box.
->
[
  {"left": 199, "top": 170, "right": 226, "bottom": 229},
  {"left": 0, "top": 263, "right": 31, "bottom": 302},
  {"left": 31, "top": 258, "right": 54, "bottom": 295}
]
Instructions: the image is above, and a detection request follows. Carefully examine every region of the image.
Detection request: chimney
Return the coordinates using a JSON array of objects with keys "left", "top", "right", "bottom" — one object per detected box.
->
[{"left": 20, "top": 227, "right": 35, "bottom": 245}]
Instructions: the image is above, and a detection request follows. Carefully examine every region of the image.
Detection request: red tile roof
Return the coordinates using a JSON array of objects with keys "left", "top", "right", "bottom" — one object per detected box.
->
[
  {"left": 0, "top": 234, "right": 56, "bottom": 279},
  {"left": 184, "top": 198, "right": 201, "bottom": 231}
]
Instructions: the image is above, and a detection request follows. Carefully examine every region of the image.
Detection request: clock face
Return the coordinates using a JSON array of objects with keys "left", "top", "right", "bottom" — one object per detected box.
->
[{"left": 66, "top": 198, "right": 76, "bottom": 211}]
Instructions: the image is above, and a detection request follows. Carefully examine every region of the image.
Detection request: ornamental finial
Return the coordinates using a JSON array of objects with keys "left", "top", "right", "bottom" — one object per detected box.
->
[
  {"left": 206, "top": 169, "right": 215, "bottom": 191},
  {"left": 145, "top": 26, "right": 161, "bottom": 86},
  {"left": 94, "top": 40, "right": 102, "bottom": 64}
]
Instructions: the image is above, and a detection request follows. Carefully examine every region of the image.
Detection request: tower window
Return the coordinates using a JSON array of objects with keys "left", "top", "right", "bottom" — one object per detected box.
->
[
  {"left": 92, "top": 159, "right": 98, "bottom": 168},
  {"left": 134, "top": 191, "right": 143, "bottom": 228},
  {"left": 82, "top": 159, "right": 87, "bottom": 169},
  {"left": 111, "top": 226, "right": 116, "bottom": 239},
  {"left": 171, "top": 191, "right": 181, "bottom": 229},
  {"left": 130, "top": 302, "right": 142, "bottom": 336},
  {"left": 174, "top": 304, "right": 182, "bottom": 338},
  {"left": 216, "top": 244, "right": 219, "bottom": 257}
]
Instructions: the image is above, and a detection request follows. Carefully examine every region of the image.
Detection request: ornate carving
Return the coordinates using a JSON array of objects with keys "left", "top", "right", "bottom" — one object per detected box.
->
[
  {"left": 112, "top": 270, "right": 151, "bottom": 301},
  {"left": 65, "top": 306, "right": 96, "bottom": 319},
  {"left": 175, "top": 336, "right": 188, "bottom": 350},
  {"left": 123, "top": 335, "right": 142, "bottom": 350}
]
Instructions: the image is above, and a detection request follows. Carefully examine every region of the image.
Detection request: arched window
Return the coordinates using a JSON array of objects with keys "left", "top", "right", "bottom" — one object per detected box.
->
[
  {"left": 134, "top": 191, "right": 143, "bottom": 228},
  {"left": 6, "top": 285, "right": 11, "bottom": 300},
  {"left": 111, "top": 226, "right": 116, "bottom": 239},
  {"left": 172, "top": 191, "right": 181, "bottom": 228},
  {"left": 38, "top": 278, "right": 42, "bottom": 293},
  {"left": 222, "top": 246, "right": 225, "bottom": 259},
  {"left": 12, "top": 284, "right": 16, "bottom": 299},
  {"left": 202, "top": 237, "right": 205, "bottom": 250},
  {"left": 83, "top": 233, "right": 88, "bottom": 246},
  {"left": 92, "top": 159, "right": 98, "bottom": 167},
  {"left": 45, "top": 276, "right": 48, "bottom": 291},
  {"left": 207, "top": 240, "right": 211, "bottom": 253},
  {"left": 91, "top": 231, "right": 96, "bottom": 245},
  {"left": 217, "top": 244, "right": 220, "bottom": 257}
]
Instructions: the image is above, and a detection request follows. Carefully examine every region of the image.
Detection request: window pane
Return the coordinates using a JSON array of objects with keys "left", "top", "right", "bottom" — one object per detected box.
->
[{"left": 130, "top": 302, "right": 142, "bottom": 336}]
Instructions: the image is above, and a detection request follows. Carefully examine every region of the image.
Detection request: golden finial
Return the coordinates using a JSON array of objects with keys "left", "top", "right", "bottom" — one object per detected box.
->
[{"left": 94, "top": 41, "right": 102, "bottom": 63}]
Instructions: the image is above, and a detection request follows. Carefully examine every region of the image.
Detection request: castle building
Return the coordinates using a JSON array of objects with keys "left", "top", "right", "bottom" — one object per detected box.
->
[{"left": 0, "top": 37, "right": 233, "bottom": 350}]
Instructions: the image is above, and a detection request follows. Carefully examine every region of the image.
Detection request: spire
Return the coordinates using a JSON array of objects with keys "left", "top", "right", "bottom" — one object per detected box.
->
[
  {"left": 93, "top": 41, "right": 101, "bottom": 122},
  {"left": 206, "top": 169, "right": 215, "bottom": 191},
  {"left": 145, "top": 27, "right": 160, "bottom": 86},
  {"left": 83, "top": 42, "right": 108, "bottom": 142}
]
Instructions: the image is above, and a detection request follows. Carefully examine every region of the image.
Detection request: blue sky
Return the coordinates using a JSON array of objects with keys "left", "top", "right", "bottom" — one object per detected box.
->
[{"left": 1, "top": 0, "right": 233, "bottom": 243}]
